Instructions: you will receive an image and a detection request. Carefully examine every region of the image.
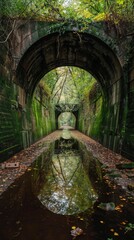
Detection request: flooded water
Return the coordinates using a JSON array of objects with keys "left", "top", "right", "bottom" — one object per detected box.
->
[
  {"left": 0, "top": 131, "right": 134, "bottom": 240},
  {"left": 38, "top": 149, "right": 97, "bottom": 215}
]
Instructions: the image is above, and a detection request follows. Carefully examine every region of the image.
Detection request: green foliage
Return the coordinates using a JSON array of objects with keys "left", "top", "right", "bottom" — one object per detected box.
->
[
  {"left": 0, "top": 0, "right": 64, "bottom": 20},
  {"left": 0, "top": 0, "right": 133, "bottom": 45},
  {"left": 0, "top": 0, "right": 133, "bottom": 22},
  {"left": 41, "top": 66, "right": 96, "bottom": 106},
  {"left": 125, "top": 223, "right": 134, "bottom": 233}
]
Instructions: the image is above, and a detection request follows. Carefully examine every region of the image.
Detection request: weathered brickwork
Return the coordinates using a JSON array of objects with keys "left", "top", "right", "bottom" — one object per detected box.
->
[
  {"left": 0, "top": 46, "right": 22, "bottom": 161},
  {"left": 122, "top": 42, "right": 134, "bottom": 160},
  {"left": 0, "top": 20, "right": 133, "bottom": 161},
  {"left": 0, "top": 46, "right": 55, "bottom": 162}
]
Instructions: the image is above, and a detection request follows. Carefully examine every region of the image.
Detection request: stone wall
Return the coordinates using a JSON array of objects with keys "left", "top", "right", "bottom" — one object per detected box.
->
[
  {"left": 31, "top": 84, "right": 55, "bottom": 144},
  {"left": 78, "top": 80, "right": 125, "bottom": 155},
  {"left": 0, "top": 19, "right": 134, "bottom": 161},
  {"left": 0, "top": 46, "right": 55, "bottom": 162},
  {"left": 122, "top": 39, "right": 134, "bottom": 160},
  {"left": 78, "top": 82, "right": 103, "bottom": 143},
  {"left": 0, "top": 45, "right": 22, "bottom": 161}
]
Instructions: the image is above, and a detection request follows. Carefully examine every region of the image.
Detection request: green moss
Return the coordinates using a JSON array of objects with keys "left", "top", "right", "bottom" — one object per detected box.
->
[
  {"left": 78, "top": 81, "right": 103, "bottom": 141},
  {"left": 89, "top": 97, "right": 103, "bottom": 139},
  {"left": 30, "top": 85, "right": 55, "bottom": 142},
  {"left": 0, "top": 70, "right": 22, "bottom": 161}
]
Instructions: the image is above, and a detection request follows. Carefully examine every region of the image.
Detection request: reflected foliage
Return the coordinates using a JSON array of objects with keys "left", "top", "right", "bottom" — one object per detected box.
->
[{"left": 38, "top": 145, "right": 98, "bottom": 215}]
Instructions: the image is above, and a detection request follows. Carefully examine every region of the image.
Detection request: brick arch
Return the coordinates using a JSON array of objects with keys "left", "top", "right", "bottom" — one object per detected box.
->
[
  {"left": 16, "top": 30, "right": 124, "bottom": 152},
  {"left": 16, "top": 31, "right": 123, "bottom": 99}
]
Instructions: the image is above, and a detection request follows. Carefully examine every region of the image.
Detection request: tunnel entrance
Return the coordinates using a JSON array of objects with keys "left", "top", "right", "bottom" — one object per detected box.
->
[
  {"left": 16, "top": 30, "right": 124, "bottom": 153},
  {"left": 16, "top": 31, "right": 123, "bottom": 98},
  {"left": 58, "top": 112, "right": 76, "bottom": 129}
]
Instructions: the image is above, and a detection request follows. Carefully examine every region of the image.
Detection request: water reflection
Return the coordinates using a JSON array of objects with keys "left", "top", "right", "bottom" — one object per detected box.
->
[
  {"left": 0, "top": 131, "right": 133, "bottom": 240},
  {"left": 38, "top": 140, "right": 98, "bottom": 215}
]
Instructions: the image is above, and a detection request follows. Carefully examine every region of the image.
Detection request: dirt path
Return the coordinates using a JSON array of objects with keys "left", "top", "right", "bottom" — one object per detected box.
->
[{"left": 71, "top": 130, "right": 131, "bottom": 167}]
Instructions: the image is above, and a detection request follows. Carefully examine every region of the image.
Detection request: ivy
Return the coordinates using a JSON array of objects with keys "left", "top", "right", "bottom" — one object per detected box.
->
[
  {"left": 0, "top": 0, "right": 134, "bottom": 23},
  {"left": 0, "top": 0, "right": 134, "bottom": 44}
]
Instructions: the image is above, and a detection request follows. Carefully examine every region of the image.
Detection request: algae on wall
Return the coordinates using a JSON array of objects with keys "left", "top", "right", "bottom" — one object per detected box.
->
[
  {"left": 0, "top": 46, "right": 56, "bottom": 161},
  {"left": 18, "top": 82, "right": 56, "bottom": 149},
  {"left": 78, "top": 82, "right": 103, "bottom": 142},
  {"left": 0, "top": 45, "right": 22, "bottom": 161},
  {"left": 77, "top": 80, "right": 127, "bottom": 154},
  {"left": 30, "top": 83, "right": 56, "bottom": 143}
]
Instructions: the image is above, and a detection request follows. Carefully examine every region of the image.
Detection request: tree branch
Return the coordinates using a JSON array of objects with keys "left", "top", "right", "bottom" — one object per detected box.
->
[{"left": 0, "top": 19, "right": 16, "bottom": 43}]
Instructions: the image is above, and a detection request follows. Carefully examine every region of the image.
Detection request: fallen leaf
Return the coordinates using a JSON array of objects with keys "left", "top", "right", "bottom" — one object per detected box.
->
[
  {"left": 114, "top": 232, "right": 119, "bottom": 236},
  {"left": 72, "top": 226, "right": 76, "bottom": 229},
  {"left": 121, "top": 222, "right": 127, "bottom": 225}
]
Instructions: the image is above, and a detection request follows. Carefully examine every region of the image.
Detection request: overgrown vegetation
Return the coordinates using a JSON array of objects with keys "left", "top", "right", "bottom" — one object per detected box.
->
[
  {"left": 40, "top": 66, "right": 103, "bottom": 140},
  {"left": 0, "top": 0, "right": 133, "bottom": 153},
  {"left": 39, "top": 66, "right": 98, "bottom": 111},
  {"left": 0, "top": 0, "right": 134, "bottom": 43},
  {"left": 0, "top": 0, "right": 134, "bottom": 21}
]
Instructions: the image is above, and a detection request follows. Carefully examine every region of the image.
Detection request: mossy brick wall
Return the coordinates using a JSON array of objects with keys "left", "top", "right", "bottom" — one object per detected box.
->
[
  {"left": 0, "top": 45, "right": 22, "bottom": 162},
  {"left": 78, "top": 68, "right": 134, "bottom": 160},
  {"left": 78, "top": 82, "right": 103, "bottom": 143},
  {"left": 30, "top": 85, "right": 56, "bottom": 143},
  {"left": 78, "top": 81, "right": 124, "bottom": 154},
  {"left": 14, "top": 86, "right": 56, "bottom": 151},
  {"left": 0, "top": 47, "right": 55, "bottom": 162},
  {"left": 122, "top": 44, "right": 134, "bottom": 160}
]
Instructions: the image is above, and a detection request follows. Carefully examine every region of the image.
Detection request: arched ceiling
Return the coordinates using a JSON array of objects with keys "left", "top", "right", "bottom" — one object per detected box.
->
[{"left": 16, "top": 31, "right": 123, "bottom": 98}]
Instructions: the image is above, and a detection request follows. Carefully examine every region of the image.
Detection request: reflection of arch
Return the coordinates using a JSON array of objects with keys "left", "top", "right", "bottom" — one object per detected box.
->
[
  {"left": 55, "top": 110, "right": 78, "bottom": 130},
  {"left": 58, "top": 112, "right": 76, "bottom": 129}
]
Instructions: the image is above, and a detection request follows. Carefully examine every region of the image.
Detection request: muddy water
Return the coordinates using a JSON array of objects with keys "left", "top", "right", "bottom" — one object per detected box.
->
[{"left": 0, "top": 136, "right": 134, "bottom": 240}]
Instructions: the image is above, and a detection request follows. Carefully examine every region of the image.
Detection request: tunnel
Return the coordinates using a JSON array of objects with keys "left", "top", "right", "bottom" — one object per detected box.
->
[
  {"left": 15, "top": 31, "right": 123, "bottom": 153},
  {"left": 56, "top": 111, "right": 77, "bottom": 130},
  {"left": 16, "top": 31, "right": 122, "bottom": 98},
  {"left": 0, "top": 23, "right": 134, "bottom": 240}
]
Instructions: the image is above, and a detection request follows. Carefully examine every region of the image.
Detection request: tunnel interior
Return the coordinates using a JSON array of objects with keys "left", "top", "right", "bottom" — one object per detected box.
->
[
  {"left": 0, "top": 30, "right": 126, "bottom": 162},
  {"left": 16, "top": 31, "right": 123, "bottom": 153},
  {"left": 0, "top": 14, "right": 131, "bottom": 240}
]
